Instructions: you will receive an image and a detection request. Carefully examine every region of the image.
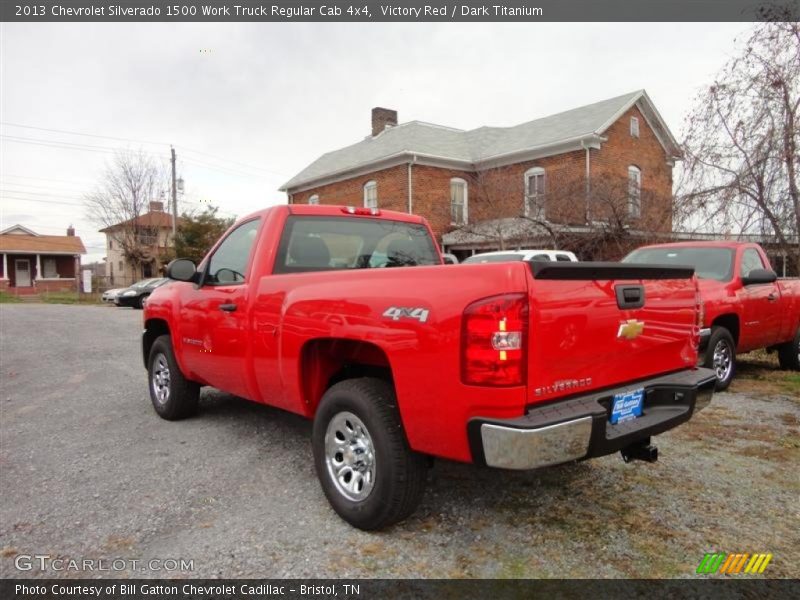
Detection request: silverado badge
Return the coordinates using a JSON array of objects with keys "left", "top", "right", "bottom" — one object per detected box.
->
[{"left": 618, "top": 319, "right": 645, "bottom": 340}]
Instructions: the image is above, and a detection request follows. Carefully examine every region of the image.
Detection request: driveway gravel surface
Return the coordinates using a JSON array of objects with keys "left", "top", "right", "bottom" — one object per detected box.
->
[{"left": 1, "top": 304, "right": 798, "bottom": 578}]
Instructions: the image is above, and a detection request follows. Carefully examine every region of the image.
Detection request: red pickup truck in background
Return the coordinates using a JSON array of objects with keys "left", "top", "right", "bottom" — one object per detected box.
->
[
  {"left": 143, "top": 205, "right": 715, "bottom": 529},
  {"left": 624, "top": 241, "right": 800, "bottom": 390}
]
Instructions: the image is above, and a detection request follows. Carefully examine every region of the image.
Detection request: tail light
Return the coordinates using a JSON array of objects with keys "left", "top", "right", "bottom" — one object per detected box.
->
[{"left": 461, "top": 293, "right": 528, "bottom": 386}]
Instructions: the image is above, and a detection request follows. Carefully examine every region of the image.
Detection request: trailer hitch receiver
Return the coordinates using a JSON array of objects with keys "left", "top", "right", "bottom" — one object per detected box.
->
[{"left": 621, "top": 438, "right": 658, "bottom": 463}]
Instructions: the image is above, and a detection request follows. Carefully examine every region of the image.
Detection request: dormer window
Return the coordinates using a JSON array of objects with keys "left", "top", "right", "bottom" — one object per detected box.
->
[{"left": 630, "top": 117, "right": 640, "bottom": 138}]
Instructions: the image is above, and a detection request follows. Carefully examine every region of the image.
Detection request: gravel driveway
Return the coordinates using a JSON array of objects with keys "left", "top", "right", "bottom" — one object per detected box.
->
[{"left": 1, "top": 304, "right": 798, "bottom": 578}]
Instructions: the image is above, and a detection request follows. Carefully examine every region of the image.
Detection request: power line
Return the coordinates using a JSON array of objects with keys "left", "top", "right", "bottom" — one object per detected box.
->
[
  {"left": 0, "top": 195, "right": 85, "bottom": 207},
  {"left": 0, "top": 188, "right": 86, "bottom": 200},
  {"left": 1, "top": 121, "right": 168, "bottom": 146},
  {"left": 2, "top": 173, "right": 95, "bottom": 186},
  {"left": 2, "top": 121, "right": 288, "bottom": 177}
]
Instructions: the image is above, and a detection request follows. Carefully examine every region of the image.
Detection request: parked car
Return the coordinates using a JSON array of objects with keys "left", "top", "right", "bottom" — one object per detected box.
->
[
  {"left": 462, "top": 249, "right": 578, "bottom": 264},
  {"left": 101, "top": 288, "right": 125, "bottom": 303},
  {"left": 115, "top": 278, "right": 168, "bottom": 309},
  {"left": 142, "top": 204, "right": 714, "bottom": 530},
  {"left": 623, "top": 241, "right": 800, "bottom": 390},
  {"left": 442, "top": 253, "right": 459, "bottom": 264}
]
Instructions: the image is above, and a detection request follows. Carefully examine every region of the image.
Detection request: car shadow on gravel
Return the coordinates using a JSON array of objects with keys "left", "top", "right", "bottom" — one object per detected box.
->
[{"left": 193, "top": 386, "right": 597, "bottom": 527}]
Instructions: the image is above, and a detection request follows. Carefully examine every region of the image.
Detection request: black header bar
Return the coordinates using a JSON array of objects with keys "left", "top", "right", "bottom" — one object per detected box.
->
[{"left": 0, "top": 0, "right": 787, "bottom": 23}]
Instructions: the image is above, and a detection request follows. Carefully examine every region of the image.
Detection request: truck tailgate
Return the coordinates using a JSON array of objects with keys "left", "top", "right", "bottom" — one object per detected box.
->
[{"left": 526, "top": 262, "right": 699, "bottom": 404}]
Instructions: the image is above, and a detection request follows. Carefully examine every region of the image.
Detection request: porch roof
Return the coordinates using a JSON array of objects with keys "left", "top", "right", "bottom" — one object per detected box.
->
[{"left": 0, "top": 234, "right": 86, "bottom": 255}]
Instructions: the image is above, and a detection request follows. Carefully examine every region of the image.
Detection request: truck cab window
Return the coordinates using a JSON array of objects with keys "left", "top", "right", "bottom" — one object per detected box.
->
[
  {"left": 207, "top": 218, "right": 261, "bottom": 284},
  {"left": 740, "top": 248, "right": 765, "bottom": 278}
]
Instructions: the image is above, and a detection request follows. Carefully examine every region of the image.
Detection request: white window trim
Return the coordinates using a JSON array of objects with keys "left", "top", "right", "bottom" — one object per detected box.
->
[
  {"left": 630, "top": 117, "right": 640, "bottom": 138},
  {"left": 628, "top": 165, "right": 642, "bottom": 218},
  {"left": 363, "top": 181, "right": 378, "bottom": 208},
  {"left": 524, "top": 167, "right": 546, "bottom": 217},
  {"left": 42, "top": 257, "right": 58, "bottom": 278},
  {"left": 308, "top": 194, "right": 319, "bottom": 205},
  {"left": 450, "top": 177, "right": 468, "bottom": 225}
]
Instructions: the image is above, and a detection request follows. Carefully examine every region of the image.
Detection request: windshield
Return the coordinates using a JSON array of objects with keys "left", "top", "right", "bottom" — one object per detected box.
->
[
  {"left": 133, "top": 278, "right": 159, "bottom": 287},
  {"left": 463, "top": 253, "right": 526, "bottom": 264},
  {"left": 623, "top": 247, "right": 735, "bottom": 281}
]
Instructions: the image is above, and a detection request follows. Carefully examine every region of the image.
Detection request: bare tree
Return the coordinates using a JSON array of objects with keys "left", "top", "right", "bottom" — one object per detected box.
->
[
  {"left": 444, "top": 166, "right": 674, "bottom": 260},
  {"left": 678, "top": 21, "right": 800, "bottom": 272},
  {"left": 86, "top": 150, "right": 167, "bottom": 277}
]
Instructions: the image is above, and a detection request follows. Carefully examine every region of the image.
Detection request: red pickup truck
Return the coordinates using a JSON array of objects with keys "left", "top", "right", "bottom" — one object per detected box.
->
[
  {"left": 143, "top": 205, "right": 715, "bottom": 529},
  {"left": 624, "top": 241, "right": 800, "bottom": 390}
]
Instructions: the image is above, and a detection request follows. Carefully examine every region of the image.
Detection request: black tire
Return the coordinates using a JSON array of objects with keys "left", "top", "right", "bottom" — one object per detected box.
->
[
  {"left": 777, "top": 327, "right": 800, "bottom": 371},
  {"left": 703, "top": 326, "right": 736, "bottom": 391},
  {"left": 135, "top": 294, "right": 148, "bottom": 309},
  {"left": 312, "top": 377, "right": 427, "bottom": 530},
  {"left": 147, "top": 334, "right": 200, "bottom": 420}
]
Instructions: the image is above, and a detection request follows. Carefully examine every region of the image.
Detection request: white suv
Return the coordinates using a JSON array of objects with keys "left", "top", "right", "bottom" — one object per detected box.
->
[{"left": 462, "top": 249, "right": 578, "bottom": 264}]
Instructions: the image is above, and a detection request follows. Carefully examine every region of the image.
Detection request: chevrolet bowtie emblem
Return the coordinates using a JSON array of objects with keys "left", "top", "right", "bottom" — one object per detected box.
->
[{"left": 618, "top": 319, "right": 645, "bottom": 340}]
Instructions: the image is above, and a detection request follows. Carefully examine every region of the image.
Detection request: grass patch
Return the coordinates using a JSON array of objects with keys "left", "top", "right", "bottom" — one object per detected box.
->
[
  {"left": 38, "top": 292, "right": 103, "bottom": 305},
  {"left": 730, "top": 350, "right": 799, "bottom": 398},
  {"left": 0, "top": 291, "right": 23, "bottom": 303}
]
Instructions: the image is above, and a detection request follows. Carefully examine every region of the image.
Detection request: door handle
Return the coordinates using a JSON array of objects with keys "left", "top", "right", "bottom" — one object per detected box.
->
[
  {"left": 767, "top": 293, "right": 777, "bottom": 302},
  {"left": 219, "top": 303, "right": 237, "bottom": 312}
]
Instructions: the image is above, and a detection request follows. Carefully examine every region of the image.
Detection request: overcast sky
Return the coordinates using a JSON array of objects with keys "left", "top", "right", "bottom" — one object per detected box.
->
[{"left": 1, "top": 22, "right": 750, "bottom": 263}]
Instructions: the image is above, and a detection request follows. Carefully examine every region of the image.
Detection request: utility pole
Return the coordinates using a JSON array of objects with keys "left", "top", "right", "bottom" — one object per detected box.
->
[{"left": 171, "top": 146, "right": 178, "bottom": 237}]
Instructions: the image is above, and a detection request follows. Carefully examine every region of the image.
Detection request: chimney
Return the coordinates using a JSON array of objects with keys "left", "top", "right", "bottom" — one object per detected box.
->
[
  {"left": 149, "top": 201, "right": 164, "bottom": 212},
  {"left": 371, "top": 107, "right": 397, "bottom": 136},
  {"left": 67, "top": 225, "right": 75, "bottom": 237}
]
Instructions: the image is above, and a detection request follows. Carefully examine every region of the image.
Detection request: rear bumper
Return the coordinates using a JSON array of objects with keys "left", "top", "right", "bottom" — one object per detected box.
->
[{"left": 469, "top": 368, "right": 716, "bottom": 470}]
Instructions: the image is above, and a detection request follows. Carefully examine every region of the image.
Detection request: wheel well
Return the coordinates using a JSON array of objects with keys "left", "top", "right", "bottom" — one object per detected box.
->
[
  {"left": 300, "top": 338, "right": 393, "bottom": 415},
  {"left": 712, "top": 314, "right": 740, "bottom": 346},
  {"left": 143, "top": 319, "right": 170, "bottom": 368}
]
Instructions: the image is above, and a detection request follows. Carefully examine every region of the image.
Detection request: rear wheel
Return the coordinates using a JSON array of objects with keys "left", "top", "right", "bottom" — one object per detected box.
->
[
  {"left": 148, "top": 334, "right": 199, "bottom": 420},
  {"left": 777, "top": 328, "right": 800, "bottom": 371},
  {"left": 135, "top": 294, "right": 149, "bottom": 309},
  {"left": 703, "top": 326, "right": 736, "bottom": 391},
  {"left": 312, "top": 378, "right": 427, "bottom": 530}
]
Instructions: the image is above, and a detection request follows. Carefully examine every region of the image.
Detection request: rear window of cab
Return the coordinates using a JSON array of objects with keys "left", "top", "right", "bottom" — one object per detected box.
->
[{"left": 274, "top": 216, "right": 440, "bottom": 274}]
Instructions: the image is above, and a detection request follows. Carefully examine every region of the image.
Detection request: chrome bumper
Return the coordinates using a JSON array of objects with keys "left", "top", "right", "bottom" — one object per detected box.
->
[
  {"left": 481, "top": 417, "right": 593, "bottom": 470},
  {"left": 472, "top": 368, "right": 717, "bottom": 470}
]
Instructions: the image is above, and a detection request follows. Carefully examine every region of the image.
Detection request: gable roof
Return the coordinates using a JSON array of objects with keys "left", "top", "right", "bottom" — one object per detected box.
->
[
  {"left": 281, "top": 90, "right": 681, "bottom": 192},
  {"left": 99, "top": 210, "right": 181, "bottom": 233},
  {"left": 0, "top": 232, "right": 86, "bottom": 254},
  {"left": 0, "top": 224, "right": 39, "bottom": 236}
]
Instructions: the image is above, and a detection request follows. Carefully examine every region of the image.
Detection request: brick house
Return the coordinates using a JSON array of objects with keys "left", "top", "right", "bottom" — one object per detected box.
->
[
  {"left": 100, "top": 201, "right": 180, "bottom": 286},
  {"left": 281, "top": 90, "right": 682, "bottom": 260},
  {"left": 0, "top": 224, "right": 86, "bottom": 294}
]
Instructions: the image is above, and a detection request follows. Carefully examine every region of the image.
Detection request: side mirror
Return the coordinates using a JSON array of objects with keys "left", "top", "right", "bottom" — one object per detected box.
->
[
  {"left": 742, "top": 268, "right": 777, "bottom": 286},
  {"left": 166, "top": 258, "right": 198, "bottom": 283}
]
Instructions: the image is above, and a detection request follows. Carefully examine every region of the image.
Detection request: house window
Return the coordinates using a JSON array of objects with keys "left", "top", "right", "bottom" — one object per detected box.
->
[
  {"left": 450, "top": 178, "right": 468, "bottom": 225},
  {"left": 630, "top": 117, "right": 640, "bottom": 138},
  {"left": 118, "top": 260, "right": 123, "bottom": 271},
  {"left": 308, "top": 195, "right": 319, "bottom": 205},
  {"left": 363, "top": 181, "right": 378, "bottom": 209},
  {"left": 42, "top": 258, "right": 57, "bottom": 278},
  {"left": 108, "top": 238, "right": 113, "bottom": 249},
  {"left": 628, "top": 166, "right": 642, "bottom": 218},
  {"left": 524, "top": 167, "right": 546, "bottom": 218}
]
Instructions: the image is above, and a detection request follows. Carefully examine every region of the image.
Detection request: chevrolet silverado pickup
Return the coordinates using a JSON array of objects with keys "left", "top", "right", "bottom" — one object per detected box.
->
[
  {"left": 624, "top": 241, "right": 800, "bottom": 390},
  {"left": 142, "top": 205, "right": 715, "bottom": 529}
]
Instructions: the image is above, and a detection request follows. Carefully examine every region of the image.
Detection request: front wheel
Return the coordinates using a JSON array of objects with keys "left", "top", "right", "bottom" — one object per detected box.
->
[
  {"left": 777, "top": 328, "right": 800, "bottom": 371},
  {"left": 148, "top": 334, "right": 200, "bottom": 420},
  {"left": 703, "top": 326, "right": 736, "bottom": 391},
  {"left": 312, "top": 378, "right": 427, "bottom": 530}
]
